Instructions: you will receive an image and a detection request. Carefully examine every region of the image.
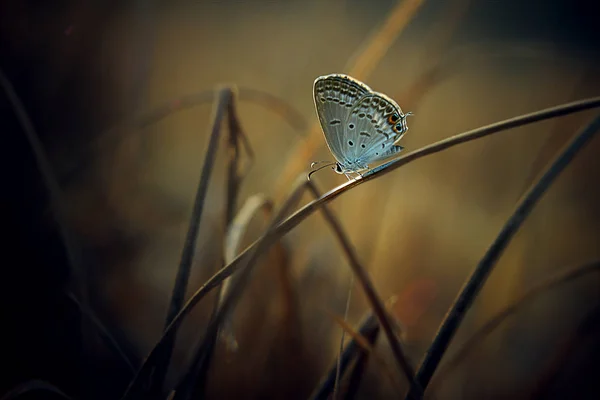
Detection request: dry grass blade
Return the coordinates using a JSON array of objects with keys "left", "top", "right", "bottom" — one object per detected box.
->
[
  {"left": 407, "top": 112, "right": 600, "bottom": 399},
  {"left": 328, "top": 312, "right": 374, "bottom": 359},
  {"left": 308, "top": 313, "right": 380, "bottom": 400},
  {"left": 327, "top": 311, "right": 403, "bottom": 394},
  {"left": 344, "top": 326, "right": 380, "bottom": 400},
  {"left": 429, "top": 260, "right": 600, "bottom": 392},
  {"left": 0, "top": 67, "right": 135, "bottom": 374},
  {"left": 172, "top": 98, "right": 258, "bottom": 400},
  {"left": 136, "top": 88, "right": 308, "bottom": 133},
  {"left": 150, "top": 88, "right": 233, "bottom": 395},
  {"left": 120, "top": 177, "right": 308, "bottom": 400},
  {"left": 306, "top": 181, "right": 420, "bottom": 396},
  {"left": 519, "top": 67, "right": 597, "bottom": 194},
  {"left": 364, "top": 97, "right": 600, "bottom": 179},
  {"left": 343, "top": 0, "right": 425, "bottom": 79},
  {"left": 173, "top": 195, "right": 273, "bottom": 400},
  {"left": 64, "top": 87, "right": 306, "bottom": 184},
  {"left": 173, "top": 177, "right": 309, "bottom": 394},
  {"left": 121, "top": 97, "right": 600, "bottom": 400},
  {"left": 0, "top": 380, "right": 72, "bottom": 400},
  {"left": 226, "top": 194, "right": 274, "bottom": 269},
  {"left": 222, "top": 194, "right": 274, "bottom": 302},
  {"left": 274, "top": 0, "right": 426, "bottom": 199}
]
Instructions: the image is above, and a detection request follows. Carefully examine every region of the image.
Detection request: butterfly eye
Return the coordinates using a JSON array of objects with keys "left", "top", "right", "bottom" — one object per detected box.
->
[{"left": 388, "top": 113, "right": 400, "bottom": 124}]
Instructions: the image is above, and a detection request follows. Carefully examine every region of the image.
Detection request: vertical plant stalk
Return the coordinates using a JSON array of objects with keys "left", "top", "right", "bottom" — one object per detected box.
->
[
  {"left": 344, "top": 323, "right": 381, "bottom": 400},
  {"left": 309, "top": 313, "right": 380, "bottom": 400},
  {"left": 428, "top": 260, "right": 600, "bottom": 393},
  {"left": 407, "top": 112, "right": 600, "bottom": 399},
  {"left": 306, "top": 181, "right": 420, "bottom": 397},
  {"left": 173, "top": 102, "right": 258, "bottom": 400},
  {"left": 334, "top": 274, "right": 355, "bottom": 400},
  {"left": 150, "top": 88, "right": 233, "bottom": 395},
  {"left": 177, "top": 176, "right": 311, "bottom": 392}
]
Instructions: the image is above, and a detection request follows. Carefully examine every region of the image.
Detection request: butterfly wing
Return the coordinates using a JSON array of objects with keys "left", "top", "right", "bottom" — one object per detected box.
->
[
  {"left": 313, "top": 74, "right": 372, "bottom": 164},
  {"left": 343, "top": 92, "right": 409, "bottom": 165}
]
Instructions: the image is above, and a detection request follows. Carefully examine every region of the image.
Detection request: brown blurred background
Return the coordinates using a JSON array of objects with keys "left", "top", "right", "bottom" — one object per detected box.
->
[{"left": 1, "top": 0, "right": 599, "bottom": 399}]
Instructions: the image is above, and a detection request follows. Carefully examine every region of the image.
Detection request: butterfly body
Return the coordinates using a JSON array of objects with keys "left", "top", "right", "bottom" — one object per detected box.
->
[{"left": 313, "top": 74, "right": 411, "bottom": 178}]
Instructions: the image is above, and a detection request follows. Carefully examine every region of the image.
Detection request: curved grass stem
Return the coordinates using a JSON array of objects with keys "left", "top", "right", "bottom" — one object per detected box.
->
[{"left": 406, "top": 111, "right": 600, "bottom": 399}]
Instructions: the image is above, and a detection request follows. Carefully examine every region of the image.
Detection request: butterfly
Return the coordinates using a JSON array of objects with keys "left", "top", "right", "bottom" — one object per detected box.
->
[{"left": 311, "top": 74, "right": 412, "bottom": 180}]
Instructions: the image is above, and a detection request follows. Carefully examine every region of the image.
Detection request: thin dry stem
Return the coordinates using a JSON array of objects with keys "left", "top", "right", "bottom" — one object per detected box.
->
[
  {"left": 172, "top": 93, "right": 257, "bottom": 400},
  {"left": 428, "top": 260, "right": 600, "bottom": 392},
  {"left": 306, "top": 181, "right": 419, "bottom": 396},
  {"left": 151, "top": 88, "right": 233, "bottom": 395},
  {"left": 407, "top": 112, "right": 600, "bottom": 399},
  {"left": 327, "top": 311, "right": 403, "bottom": 393},
  {"left": 308, "top": 313, "right": 380, "bottom": 400},
  {"left": 120, "top": 177, "right": 308, "bottom": 400},
  {"left": 344, "top": 325, "right": 380, "bottom": 400}
]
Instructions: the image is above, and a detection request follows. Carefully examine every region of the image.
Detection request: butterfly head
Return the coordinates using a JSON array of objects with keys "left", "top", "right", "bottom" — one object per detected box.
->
[{"left": 335, "top": 160, "right": 368, "bottom": 175}]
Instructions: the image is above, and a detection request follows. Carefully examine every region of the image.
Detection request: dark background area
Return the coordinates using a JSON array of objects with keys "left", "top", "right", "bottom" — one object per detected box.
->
[{"left": 1, "top": 0, "right": 599, "bottom": 399}]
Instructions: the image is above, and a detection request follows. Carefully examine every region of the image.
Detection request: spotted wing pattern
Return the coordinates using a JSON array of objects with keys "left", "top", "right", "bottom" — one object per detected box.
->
[
  {"left": 341, "top": 92, "right": 408, "bottom": 166},
  {"left": 313, "top": 74, "right": 371, "bottom": 163}
]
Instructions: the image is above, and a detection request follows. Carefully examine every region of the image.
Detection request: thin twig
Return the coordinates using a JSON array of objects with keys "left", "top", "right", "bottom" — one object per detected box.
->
[
  {"left": 406, "top": 112, "right": 600, "bottom": 399},
  {"left": 306, "top": 181, "right": 419, "bottom": 396},
  {"left": 429, "top": 260, "right": 600, "bottom": 393},
  {"left": 150, "top": 88, "right": 233, "bottom": 395}
]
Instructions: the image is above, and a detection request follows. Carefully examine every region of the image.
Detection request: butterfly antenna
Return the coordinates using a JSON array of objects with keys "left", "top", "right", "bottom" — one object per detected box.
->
[
  {"left": 310, "top": 160, "right": 333, "bottom": 168},
  {"left": 308, "top": 161, "right": 336, "bottom": 181}
]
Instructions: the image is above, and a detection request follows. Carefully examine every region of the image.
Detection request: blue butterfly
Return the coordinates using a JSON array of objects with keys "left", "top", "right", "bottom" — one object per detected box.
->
[{"left": 312, "top": 74, "right": 412, "bottom": 180}]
